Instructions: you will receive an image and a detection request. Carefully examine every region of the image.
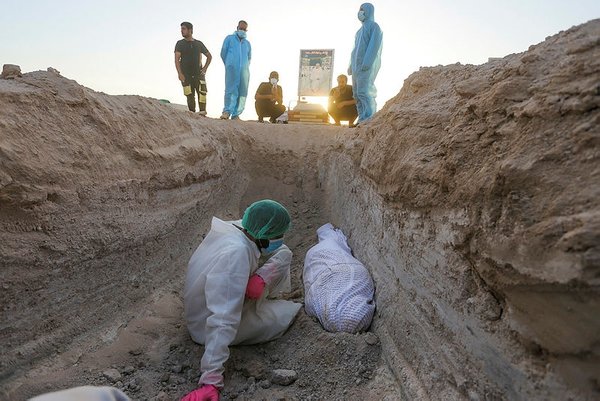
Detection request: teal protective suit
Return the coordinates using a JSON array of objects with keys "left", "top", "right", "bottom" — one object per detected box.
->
[
  {"left": 349, "top": 3, "right": 383, "bottom": 123},
  {"left": 221, "top": 33, "right": 251, "bottom": 118}
]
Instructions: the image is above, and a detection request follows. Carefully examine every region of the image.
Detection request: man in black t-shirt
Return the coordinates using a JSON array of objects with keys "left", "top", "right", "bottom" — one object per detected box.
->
[
  {"left": 175, "top": 21, "right": 212, "bottom": 114},
  {"left": 328, "top": 74, "right": 358, "bottom": 127},
  {"left": 254, "top": 71, "right": 286, "bottom": 123}
]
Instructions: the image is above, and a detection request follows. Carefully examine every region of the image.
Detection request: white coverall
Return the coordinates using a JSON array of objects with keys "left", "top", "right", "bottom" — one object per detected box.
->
[
  {"left": 30, "top": 386, "right": 130, "bottom": 401},
  {"left": 184, "top": 217, "right": 301, "bottom": 387}
]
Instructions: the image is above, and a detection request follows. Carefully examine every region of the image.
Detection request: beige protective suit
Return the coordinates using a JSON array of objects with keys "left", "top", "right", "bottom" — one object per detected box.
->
[{"left": 184, "top": 217, "right": 301, "bottom": 388}]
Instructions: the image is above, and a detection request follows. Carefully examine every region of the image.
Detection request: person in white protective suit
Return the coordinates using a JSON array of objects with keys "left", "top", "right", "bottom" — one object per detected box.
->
[
  {"left": 181, "top": 199, "right": 301, "bottom": 401},
  {"left": 303, "top": 223, "right": 375, "bottom": 333},
  {"left": 29, "top": 386, "right": 130, "bottom": 401}
]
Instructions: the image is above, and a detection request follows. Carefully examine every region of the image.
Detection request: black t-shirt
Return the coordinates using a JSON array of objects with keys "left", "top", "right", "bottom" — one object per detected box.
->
[
  {"left": 256, "top": 82, "right": 283, "bottom": 103},
  {"left": 175, "top": 39, "right": 209, "bottom": 77},
  {"left": 329, "top": 85, "right": 354, "bottom": 103}
]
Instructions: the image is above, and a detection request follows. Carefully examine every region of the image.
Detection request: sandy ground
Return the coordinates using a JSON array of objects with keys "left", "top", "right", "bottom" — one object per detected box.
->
[
  {"left": 5, "top": 189, "right": 397, "bottom": 401},
  {"left": 1, "top": 18, "right": 599, "bottom": 401},
  {"left": 0, "top": 88, "right": 400, "bottom": 400}
]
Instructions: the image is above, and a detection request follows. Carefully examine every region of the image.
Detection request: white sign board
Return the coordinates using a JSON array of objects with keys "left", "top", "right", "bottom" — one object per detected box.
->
[{"left": 298, "top": 49, "right": 334, "bottom": 97}]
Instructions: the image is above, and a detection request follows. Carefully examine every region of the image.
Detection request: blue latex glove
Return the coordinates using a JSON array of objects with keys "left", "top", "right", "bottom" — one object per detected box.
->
[{"left": 180, "top": 385, "right": 219, "bottom": 401}]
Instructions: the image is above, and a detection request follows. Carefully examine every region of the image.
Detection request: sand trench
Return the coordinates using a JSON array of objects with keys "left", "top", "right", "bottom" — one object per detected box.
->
[{"left": 1, "top": 19, "right": 599, "bottom": 401}]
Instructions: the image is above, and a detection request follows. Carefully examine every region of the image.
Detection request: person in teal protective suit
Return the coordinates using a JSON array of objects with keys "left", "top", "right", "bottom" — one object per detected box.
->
[
  {"left": 348, "top": 3, "right": 383, "bottom": 124},
  {"left": 220, "top": 20, "right": 252, "bottom": 120}
]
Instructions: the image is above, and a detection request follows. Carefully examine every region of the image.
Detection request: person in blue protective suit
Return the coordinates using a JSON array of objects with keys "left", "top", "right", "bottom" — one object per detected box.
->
[
  {"left": 348, "top": 3, "right": 383, "bottom": 125},
  {"left": 220, "top": 20, "right": 252, "bottom": 120}
]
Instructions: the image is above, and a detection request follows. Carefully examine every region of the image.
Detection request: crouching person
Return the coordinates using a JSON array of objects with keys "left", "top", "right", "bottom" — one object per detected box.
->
[
  {"left": 303, "top": 223, "right": 375, "bottom": 333},
  {"left": 328, "top": 74, "right": 358, "bottom": 127},
  {"left": 181, "top": 200, "right": 301, "bottom": 401},
  {"left": 255, "top": 71, "right": 286, "bottom": 123}
]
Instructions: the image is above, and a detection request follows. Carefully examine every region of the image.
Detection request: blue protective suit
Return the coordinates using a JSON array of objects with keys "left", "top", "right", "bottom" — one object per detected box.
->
[
  {"left": 221, "top": 33, "right": 252, "bottom": 117},
  {"left": 349, "top": 3, "right": 383, "bottom": 123}
]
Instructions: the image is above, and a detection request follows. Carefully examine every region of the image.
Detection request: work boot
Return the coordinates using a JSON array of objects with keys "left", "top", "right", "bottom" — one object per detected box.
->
[
  {"left": 220, "top": 111, "right": 230, "bottom": 120},
  {"left": 231, "top": 115, "right": 240, "bottom": 121}
]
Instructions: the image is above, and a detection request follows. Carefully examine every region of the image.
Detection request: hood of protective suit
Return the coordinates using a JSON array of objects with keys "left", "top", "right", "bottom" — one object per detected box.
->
[{"left": 360, "top": 3, "right": 375, "bottom": 23}]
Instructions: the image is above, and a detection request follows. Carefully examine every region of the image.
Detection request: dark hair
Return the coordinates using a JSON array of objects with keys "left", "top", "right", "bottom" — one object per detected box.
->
[
  {"left": 269, "top": 71, "right": 279, "bottom": 78},
  {"left": 181, "top": 21, "right": 193, "bottom": 31},
  {"left": 337, "top": 74, "right": 348, "bottom": 80},
  {"left": 238, "top": 20, "right": 248, "bottom": 26}
]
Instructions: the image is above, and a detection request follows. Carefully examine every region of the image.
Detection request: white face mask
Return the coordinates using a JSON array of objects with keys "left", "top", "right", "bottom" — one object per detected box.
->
[{"left": 270, "top": 78, "right": 278, "bottom": 85}]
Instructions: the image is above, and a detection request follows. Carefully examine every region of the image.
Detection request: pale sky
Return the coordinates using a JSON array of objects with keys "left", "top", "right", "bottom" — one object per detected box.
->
[{"left": 1, "top": 1, "right": 598, "bottom": 119}]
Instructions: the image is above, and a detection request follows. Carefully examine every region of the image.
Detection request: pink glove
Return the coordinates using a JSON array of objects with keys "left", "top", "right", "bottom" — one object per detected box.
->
[
  {"left": 245, "top": 274, "right": 265, "bottom": 300},
  {"left": 180, "top": 384, "right": 219, "bottom": 401}
]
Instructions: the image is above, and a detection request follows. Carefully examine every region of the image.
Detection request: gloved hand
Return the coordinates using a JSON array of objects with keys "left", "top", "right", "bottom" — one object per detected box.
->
[
  {"left": 180, "top": 385, "right": 219, "bottom": 401},
  {"left": 245, "top": 274, "right": 265, "bottom": 300},
  {"left": 347, "top": 66, "right": 352, "bottom": 76}
]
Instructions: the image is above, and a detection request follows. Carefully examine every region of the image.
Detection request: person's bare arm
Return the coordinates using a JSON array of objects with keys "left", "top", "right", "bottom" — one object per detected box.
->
[
  {"left": 201, "top": 51, "right": 212, "bottom": 74},
  {"left": 338, "top": 99, "right": 357, "bottom": 108},
  {"left": 175, "top": 51, "right": 185, "bottom": 82},
  {"left": 255, "top": 84, "right": 275, "bottom": 100},
  {"left": 275, "top": 86, "right": 283, "bottom": 105},
  {"left": 255, "top": 92, "right": 274, "bottom": 100}
]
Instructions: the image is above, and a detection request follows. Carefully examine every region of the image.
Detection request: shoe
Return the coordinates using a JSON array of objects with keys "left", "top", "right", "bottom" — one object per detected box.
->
[
  {"left": 231, "top": 115, "right": 240, "bottom": 120},
  {"left": 269, "top": 117, "right": 277, "bottom": 123},
  {"left": 198, "top": 111, "right": 207, "bottom": 116},
  {"left": 220, "top": 112, "right": 230, "bottom": 119},
  {"left": 258, "top": 118, "right": 264, "bottom": 123}
]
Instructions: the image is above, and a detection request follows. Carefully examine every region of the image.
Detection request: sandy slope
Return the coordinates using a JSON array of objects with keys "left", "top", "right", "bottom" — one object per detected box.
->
[{"left": 1, "top": 19, "right": 599, "bottom": 401}]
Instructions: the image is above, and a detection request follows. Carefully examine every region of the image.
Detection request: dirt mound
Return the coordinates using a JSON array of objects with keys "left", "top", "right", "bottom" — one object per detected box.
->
[
  {"left": 1, "top": 19, "right": 599, "bottom": 401},
  {"left": 327, "top": 19, "right": 600, "bottom": 400}
]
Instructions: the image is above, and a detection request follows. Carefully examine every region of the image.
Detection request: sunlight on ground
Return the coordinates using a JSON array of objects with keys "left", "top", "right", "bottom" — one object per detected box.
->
[{"left": 290, "top": 96, "right": 345, "bottom": 126}]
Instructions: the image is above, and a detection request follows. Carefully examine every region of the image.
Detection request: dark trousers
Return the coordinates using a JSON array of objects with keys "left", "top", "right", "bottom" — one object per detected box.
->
[
  {"left": 255, "top": 101, "right": 286, "bottom": 122},
  {"left": 328, "top": 104, "right": 358, "bottom": 124},
  {"left": 183, "top": 73, "right": 207, "bottom": 113}
]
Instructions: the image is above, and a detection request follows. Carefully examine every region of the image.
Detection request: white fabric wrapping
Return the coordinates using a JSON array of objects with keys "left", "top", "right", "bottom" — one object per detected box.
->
[
  {"left": 30, "top": 386, "right": 130, "bottom": 401},
  {"left": 184, "top": 217, "right": 301, "bottom": 387},
  {"left": 303, "top": 223, "right": 375, "bottom": 333}
]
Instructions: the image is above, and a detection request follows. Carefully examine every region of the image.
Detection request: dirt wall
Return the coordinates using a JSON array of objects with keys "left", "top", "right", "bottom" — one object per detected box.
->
[
  {"left": 1, "top": 19, "right": 599, "bottom": 401},
  {"left": 322, "top": 19, "right": 600, "bottom": 400}
]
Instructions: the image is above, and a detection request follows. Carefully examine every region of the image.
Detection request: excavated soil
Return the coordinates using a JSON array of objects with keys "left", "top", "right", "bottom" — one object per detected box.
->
[{"left": 1, "top": 19, "right": 599, "bottom": 401}]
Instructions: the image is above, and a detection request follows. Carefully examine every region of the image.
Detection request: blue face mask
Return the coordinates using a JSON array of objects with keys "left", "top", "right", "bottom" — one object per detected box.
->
[
  {"left": 261, "top": 239, "right": 283, "bottom": 254},
  {"left": 358, "top": 10, "right": 366, "bottom": 22},
  {"left": 236, "top": 30, "right": 247, "bottom": 39}
]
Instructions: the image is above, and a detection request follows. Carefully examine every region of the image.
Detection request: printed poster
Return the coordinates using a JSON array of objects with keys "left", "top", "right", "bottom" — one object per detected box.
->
[{"left": 298, "top": 49, "right": 334, "bottom": 97}]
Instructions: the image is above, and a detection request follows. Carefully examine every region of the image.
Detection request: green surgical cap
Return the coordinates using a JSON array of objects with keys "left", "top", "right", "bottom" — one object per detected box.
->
[{"left": 242, "top": 199, "right": 291, "bottom": 239}]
